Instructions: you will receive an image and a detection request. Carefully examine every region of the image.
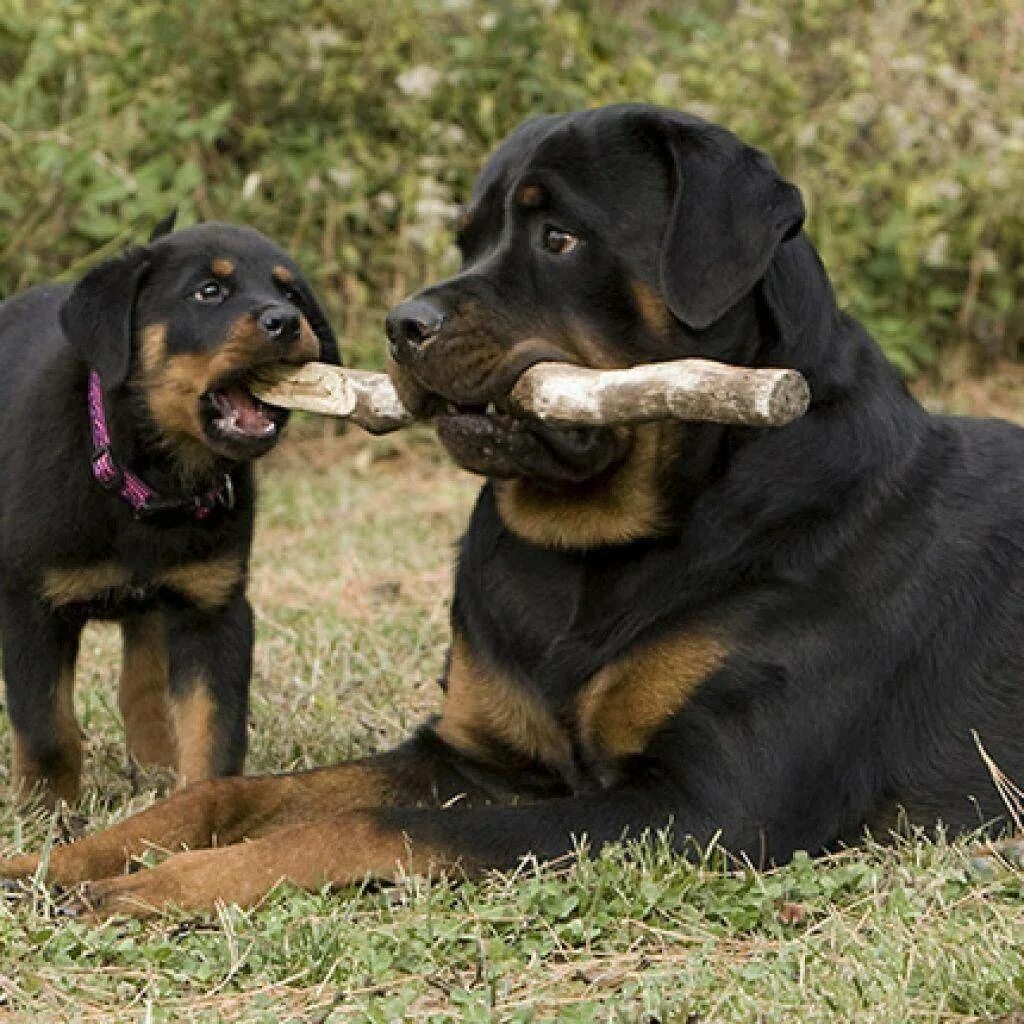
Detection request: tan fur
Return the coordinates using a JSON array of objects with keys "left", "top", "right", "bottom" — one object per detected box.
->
[
  {"left": 154, "top": 554, "right": 243, "bottom": 612},
  {"left": 41, "top": 563, "right": 131, "bottom": 606},
  {"left": 631, "top": 281, "right": 674, "bottom": 337},
  {"left": 171, "top": 681, "right": 218, "bottom": 786},
  {"left": 578, "top": 633, "right": 727, "bottom": 761},
  {"left": 138, "top": 314, "right": 315, "bottom": 478},
  {"left": 434, "top": 631, "right": 574, "bottom": 774},
  {"left": 119, "top": 613, "right": 175, "bottom": 769},
  {"left": 516, "top": 183, "right": 545, "bottom": 207},
  {"left": 11, "top": 650, "right": 81, "bottom": 806},
  {"left": 494, "top": 424, "right": 677, "bottom": 549},
  {"left": 0, "top": 754, "right": 442, "bottom": 888},
  {"left": 271, "top": 265, "right": 294, "bottom": 285},
  {"left": 78, "top": 810, "right": 456, "bottom": 917},
  {"left": 211, "top": 257, "right": 235, "bottom": 278}
]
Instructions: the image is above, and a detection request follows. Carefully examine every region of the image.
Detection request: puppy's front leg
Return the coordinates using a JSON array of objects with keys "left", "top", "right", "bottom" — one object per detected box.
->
[
  {"left": 0, "top": 587, "right": 84, "bottom": 807},
  {"left": 164, "top": 591, "right": 253, "bottom": 785}
]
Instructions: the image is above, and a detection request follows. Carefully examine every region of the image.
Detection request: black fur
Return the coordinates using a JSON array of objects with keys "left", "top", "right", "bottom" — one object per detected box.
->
[
  {"left": 381, "top": 105, "right": 1024, "bottom": 865},
  {"left": 0, "top": 222, "right": 338, "bottom": 802}
]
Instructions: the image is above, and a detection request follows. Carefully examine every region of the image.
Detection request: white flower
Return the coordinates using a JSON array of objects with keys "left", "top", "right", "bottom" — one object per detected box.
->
[
  {"left": 375, "top": 191, "right": 398, "bottom": 213},
  {"left": 923, "top": 233, "right": 948, "bottom": 267},
  {"left": 328, "top": 167, "right": 356, "bottom": 190},
  {"left": 397, "top": 65, "right": 441, "bottom": 99},
  {"left": 479, "top": 12, "right": 498, "bottom": 31},
  {"left": 443, "top": 123, "right": 467, "bottom": 146},
  {"left": 241, "top": 172, "right": 261, "bottom": 201},
  {"left": 932, "top": 179, "right": 962, "bottom": 202},
  {"left": 414, "top": 197, "right": 459, "bottom": 222}
]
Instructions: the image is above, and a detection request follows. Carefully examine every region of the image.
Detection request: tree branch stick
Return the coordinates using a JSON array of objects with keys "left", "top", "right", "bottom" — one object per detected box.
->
[{"left": 250, "top": 359, "right": 810, "bottom": 435}]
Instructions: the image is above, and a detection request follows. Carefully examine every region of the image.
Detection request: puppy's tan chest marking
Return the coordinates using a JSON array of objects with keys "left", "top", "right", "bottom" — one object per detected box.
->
[
  {"left": 436, "top": 629, "right": 726, "bottom": 785},
  {"left": 41, "top": 554, "right": 243, "bottom": 612}
]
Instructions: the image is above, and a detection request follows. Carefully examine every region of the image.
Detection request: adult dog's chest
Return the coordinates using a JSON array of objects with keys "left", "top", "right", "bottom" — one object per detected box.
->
[{"left": 443, "top": 492, "right": 727, "bottom": 787}]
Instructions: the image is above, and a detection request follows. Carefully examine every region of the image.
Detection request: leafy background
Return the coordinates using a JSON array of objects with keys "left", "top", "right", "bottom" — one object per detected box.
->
[{"left": 1, "top": 0, "right": 1022, "bottom": 374}]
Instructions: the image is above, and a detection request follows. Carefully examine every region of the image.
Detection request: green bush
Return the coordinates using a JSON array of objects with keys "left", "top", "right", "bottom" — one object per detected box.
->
[{"left": 1, "top": 0, "right": 1021, "bottom": 372}]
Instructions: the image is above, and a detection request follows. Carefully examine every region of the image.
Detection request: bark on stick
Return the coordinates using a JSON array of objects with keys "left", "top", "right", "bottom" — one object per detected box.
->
[{"left": 250, "top": 359, "right": 810, "bottom": 434}]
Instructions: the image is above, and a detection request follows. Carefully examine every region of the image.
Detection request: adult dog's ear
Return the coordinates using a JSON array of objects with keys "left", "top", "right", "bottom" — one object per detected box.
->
[
  {"left": 293, "top": 279, "right": 342, "bottom": 365},
  {"left": 650, "top": 114, "right": 805, "bottom": 331},
  {"left": 59, "top": 246, "right": 151, "bottom": 388},
  {"left": 148, "top": 209, "right": 178, "bottom": 241}
]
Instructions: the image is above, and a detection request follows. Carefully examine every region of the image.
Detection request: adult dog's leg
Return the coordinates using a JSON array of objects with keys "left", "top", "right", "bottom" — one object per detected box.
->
[
  {"left": 1, "top": 589, "right": 83, "bottom": 807},
  {"left": 79, "top": 785, "right": 688, "bottom": 916},
  {"left": 0, "top": 733, "right": 488, "bottom": 886}
]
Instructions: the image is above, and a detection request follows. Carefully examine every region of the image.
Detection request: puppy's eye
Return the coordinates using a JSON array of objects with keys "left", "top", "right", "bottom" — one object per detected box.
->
[
  {"left": 280, "top": 285, "right": 301, "bottom": 306},
  {"left": 541, "top": 226, "right": 580, "bottom": 255},
  {"left": 193, "top": 280, "right": 226, "bottom": 302}
]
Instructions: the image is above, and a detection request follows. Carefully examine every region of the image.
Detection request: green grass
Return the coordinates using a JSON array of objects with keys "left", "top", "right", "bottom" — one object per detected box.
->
[{"left": 3, "top": 411, "right": 1024, "bottom": 1023}]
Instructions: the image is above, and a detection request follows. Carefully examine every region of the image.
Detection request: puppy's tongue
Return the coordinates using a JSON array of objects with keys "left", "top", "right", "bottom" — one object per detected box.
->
[{"left": 213, "top": 385, "right": 275, "bottom": 437}]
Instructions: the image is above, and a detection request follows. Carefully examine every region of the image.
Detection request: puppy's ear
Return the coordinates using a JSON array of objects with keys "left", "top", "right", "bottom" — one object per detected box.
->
[
  {"left": 650, "top": 114, "right": 805, "bottom": 331},
  {"left": 293, "top": 279, "right": 342, "bottom": 365},
  {"left": 149, "top": 209, "right": 178, "bottom": 241},
  {"left": 59, "top": 246, "right": 151, "bottom": 388}
]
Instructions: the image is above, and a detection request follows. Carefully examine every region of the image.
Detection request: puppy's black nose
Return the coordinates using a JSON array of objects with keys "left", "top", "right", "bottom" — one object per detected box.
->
[
  {"left": 259, "top": 305, "right": 300, "bottom": 344},
  {"left": 386, "top": 299, "right": 445, "bottom": 361}
]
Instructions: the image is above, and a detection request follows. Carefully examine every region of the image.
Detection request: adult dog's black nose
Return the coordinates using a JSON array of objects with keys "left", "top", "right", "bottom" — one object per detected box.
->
[
  {"left": 259, "top": 304, "right": 300, "bottom": 344},
  {"left": 386, "top": 299, "right": 445, "bottom": 361}
]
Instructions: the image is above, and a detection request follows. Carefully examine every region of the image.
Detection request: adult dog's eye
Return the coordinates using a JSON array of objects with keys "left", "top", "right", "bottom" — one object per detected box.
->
[
  {"left": 541, "top": 226, "right": 580, "bottom": 255},
  {"left": 193, "top": 280, "right": 226, "bottom": 302}
]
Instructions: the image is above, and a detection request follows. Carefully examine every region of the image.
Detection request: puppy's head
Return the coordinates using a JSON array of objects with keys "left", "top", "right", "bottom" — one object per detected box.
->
[
  {"left": 386, "top": 104, "right": 804, "bottom": 490},
  {"left": 61, "top": 216, "right": 339, "bottom": 469}
]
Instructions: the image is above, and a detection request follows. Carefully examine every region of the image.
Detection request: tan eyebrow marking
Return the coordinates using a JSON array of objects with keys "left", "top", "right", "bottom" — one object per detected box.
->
[
  {"left": 516, "top": 183, "right": 545, "bottom": 208},
  {"left": 271, "top": 265, "right": 295, "bottom": 286},
  {"left": 211, "top": 258, "right": 235, "bottom": 277}
]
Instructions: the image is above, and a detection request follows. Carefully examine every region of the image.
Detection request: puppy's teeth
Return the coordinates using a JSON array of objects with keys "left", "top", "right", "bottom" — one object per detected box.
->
[
  {"left": 486, "top": 402, "right": 497, "bottom": 416},
  {"left": 446, "top": 402, "right": 458, "bottom": 415}
]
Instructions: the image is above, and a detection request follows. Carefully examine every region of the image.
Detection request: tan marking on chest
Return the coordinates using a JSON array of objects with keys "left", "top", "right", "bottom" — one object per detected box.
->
[
  {"left": 434, "top": 632, "right": 573, "bottom": 774},
  {"left": 42, "top": 564, "right": 132, "bottom": 606},
  {"left": 577, "top": 632, "right": 726, "bottom": 761},
  {"left": 154, "top": 554, "right": 244, "bottom": 611},
  {"left": 494, "top": 423, "right": 679, "bottom": 550}
]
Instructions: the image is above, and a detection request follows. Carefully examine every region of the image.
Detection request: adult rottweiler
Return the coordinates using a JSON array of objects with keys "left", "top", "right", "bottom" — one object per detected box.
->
[
  {"left": 3, "top": 105, "right": 1022, "bottom": 916},
  {"left": 0, "top": 215, "right": 338, "bottom": 807}
]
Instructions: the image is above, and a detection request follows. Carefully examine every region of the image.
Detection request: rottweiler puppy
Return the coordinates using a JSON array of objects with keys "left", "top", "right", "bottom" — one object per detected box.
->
[
  {"left": 0, "top": 215, "right": 338, "bottom": 807},
  {"left": 3, "top": 105, "right": 1022, "bottom": 916}
]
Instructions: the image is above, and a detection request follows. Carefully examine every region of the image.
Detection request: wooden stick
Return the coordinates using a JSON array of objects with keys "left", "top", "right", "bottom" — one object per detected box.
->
[{"left": 250, "top": 359, "right": 810, "bottom": 434}]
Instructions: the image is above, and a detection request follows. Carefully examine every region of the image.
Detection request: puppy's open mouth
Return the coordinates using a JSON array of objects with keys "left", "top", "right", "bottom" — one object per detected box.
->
[{"left": 200, "top": 375, "right": 289, "bottom": 458}]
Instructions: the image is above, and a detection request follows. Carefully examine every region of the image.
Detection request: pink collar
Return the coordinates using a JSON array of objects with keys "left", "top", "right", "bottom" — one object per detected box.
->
[{"left": 87, "top": 370, "right": 233, "bottom": 522}]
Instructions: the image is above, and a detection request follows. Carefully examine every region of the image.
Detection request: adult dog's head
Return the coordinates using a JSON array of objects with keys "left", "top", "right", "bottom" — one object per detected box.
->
[
  {"left": 386, "top": 104, "right": 809, "bottom": 548},
  {"left": 61, "top": 216, "right": 339, "bottom": 476}
]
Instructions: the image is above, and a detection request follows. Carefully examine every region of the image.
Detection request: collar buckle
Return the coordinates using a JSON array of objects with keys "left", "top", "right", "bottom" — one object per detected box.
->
[{"left": 90, "top": 443, "right": 123, "bottom": 491}]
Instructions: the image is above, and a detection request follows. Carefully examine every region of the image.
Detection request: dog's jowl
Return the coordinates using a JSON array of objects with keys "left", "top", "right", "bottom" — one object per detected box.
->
[
  {"left": 0, "top": 217, "right": 338, "bottom": 805},
  {"left": 2, "top": 106, "right": 1022, "bottom": 917}
]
